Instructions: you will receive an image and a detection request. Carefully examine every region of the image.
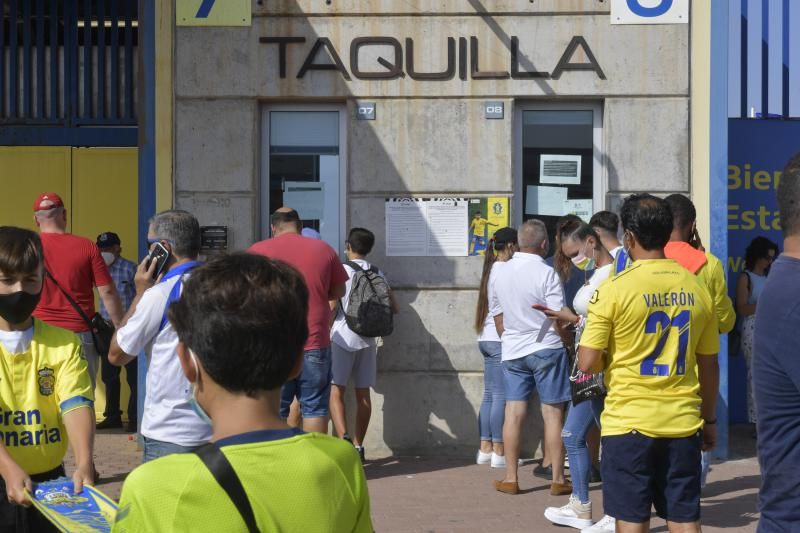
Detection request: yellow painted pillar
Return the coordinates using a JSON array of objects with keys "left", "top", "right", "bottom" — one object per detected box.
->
[{"left": 690, "top": 1, "right": 711, "bottom": 242}]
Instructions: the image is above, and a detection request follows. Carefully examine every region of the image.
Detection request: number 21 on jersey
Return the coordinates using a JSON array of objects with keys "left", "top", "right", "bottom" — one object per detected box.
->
[{"left": 640, "top": 310, "right": 690, "bottom": 377}]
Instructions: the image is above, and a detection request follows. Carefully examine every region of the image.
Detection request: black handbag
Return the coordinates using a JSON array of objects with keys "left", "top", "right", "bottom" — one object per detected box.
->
[
  {"left": 570, "top": 355, "right": 606, "bottom": 405},
  {"left": 44, "top": 270, "right": 115, "bottom": 357}
]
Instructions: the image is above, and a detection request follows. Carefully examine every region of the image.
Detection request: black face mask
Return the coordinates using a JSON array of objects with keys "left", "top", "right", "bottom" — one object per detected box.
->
[{"left": 0, "top": 291, "right": 42, "bottom": 325}]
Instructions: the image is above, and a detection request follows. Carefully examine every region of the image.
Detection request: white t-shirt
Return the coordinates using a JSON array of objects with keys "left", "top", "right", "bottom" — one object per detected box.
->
[
  {"left": 0, "top": 327, "right": 33, "bottom": 354},
  {"left": 115, "top": 274, "right": 212, "bottom": 447},
  {"left": 477, "top": 262, "right": 505, "bottom": 343},
  {"left": 489, "top": 252, "right": 564, "bottom": 361},
  {"left": 573, "top": 264, "right": 613, "bottom": 317},
  {"left": 330, "top": 259, "right": 387, "bottom": 352}
]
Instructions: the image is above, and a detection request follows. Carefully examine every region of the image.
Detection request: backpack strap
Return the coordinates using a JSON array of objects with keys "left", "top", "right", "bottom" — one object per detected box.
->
[{"left": 193, "top": 443, "right": 259, "bottom": 533}]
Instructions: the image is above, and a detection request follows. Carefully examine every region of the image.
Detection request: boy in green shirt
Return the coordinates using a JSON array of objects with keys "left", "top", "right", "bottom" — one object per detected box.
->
[{"left": 113, "top": 253, "right": 372, "bottom": 532}]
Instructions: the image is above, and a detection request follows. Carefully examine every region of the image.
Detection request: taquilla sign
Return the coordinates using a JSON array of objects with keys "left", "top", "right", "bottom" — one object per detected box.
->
[{"left": 261, "top": 35, "right": 606, "bottom": 82}]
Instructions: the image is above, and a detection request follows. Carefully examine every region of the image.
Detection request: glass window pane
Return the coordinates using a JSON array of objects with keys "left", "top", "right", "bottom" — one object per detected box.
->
[{"left": 270, "top": 111, "right": 339, "bottom": 148}]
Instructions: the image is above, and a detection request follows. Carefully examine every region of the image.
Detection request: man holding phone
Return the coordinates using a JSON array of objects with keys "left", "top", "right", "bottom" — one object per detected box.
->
[{"left": 108, "top": 210, "right": 212, "bottom": 461}]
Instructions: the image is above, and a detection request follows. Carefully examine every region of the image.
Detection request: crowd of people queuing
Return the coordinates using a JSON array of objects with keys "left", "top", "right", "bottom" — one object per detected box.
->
[
  {"left": 0, "top": 152, "right": 797, "bottom": 531},
  {"left": 474, "top": 153, "right": 800, "bottom": 533}
]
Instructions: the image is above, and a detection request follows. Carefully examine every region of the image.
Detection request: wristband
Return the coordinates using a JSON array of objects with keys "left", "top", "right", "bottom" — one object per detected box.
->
[{"left": 703, "top": 418, "right": 717, "bottom": 425}]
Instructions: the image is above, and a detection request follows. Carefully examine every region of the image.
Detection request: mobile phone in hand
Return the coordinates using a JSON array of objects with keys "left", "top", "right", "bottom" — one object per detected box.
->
[{"left": 147, "top": 242, "right": 170, "bottom": 280}]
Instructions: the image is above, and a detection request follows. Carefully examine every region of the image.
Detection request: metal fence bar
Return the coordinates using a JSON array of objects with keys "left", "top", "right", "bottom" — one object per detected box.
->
[
  {"left": 123, "top": 0, "right": 133, "bottom": 120},
  {"left": 49, "top": 0, "right": 58, "bottom": 120},
  {"left": 97, "top": 0, "right": 105, "bottom": 119},
  {"left": 0, "top": 0, "right": 6, "bottom": 118},
  {"left": 22, "top": 0, "right": 32, "bottom": 118},
  {"left": 9, "top": 0, "right": 18, "bottom": 117},
  {"left": 109, "top": 0, "right": 119, "bottom": 120},
  {"left": 83, "top": 0, "right": 92, "bottom": 119},
  {"left": 36, "top": 0, "right": 45, "bottom": 119}
]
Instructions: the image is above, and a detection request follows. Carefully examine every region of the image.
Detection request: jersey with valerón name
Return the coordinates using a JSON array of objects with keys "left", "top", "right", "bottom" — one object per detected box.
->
[
  {"left": 580, "top": 259, "right": 719, "bottom": 438},
  {"left": 0, "top": 320, "right": 93, "bottom": 474}
]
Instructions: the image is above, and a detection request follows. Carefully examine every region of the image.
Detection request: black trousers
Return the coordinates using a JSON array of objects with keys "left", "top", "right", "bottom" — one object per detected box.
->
[
  {"left": 0, "top": 465, "right": 64, "bottom": 533},
  {"left": 101, "top": 355, "right": 138, "bottom": 422}
]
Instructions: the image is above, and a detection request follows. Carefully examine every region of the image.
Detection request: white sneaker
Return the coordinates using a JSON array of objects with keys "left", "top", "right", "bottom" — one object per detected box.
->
[
  {"left": 477, "top": 450, "right": 492, "bottom": 465},
  {"left": 581, "top": 515, "right": 616, "bottom": 533},
  {"left": 490, "top": 453, "right": 524, "bottom": 468},
  {"left": 544, "top": 495, "right": 593, "bottom": 529}
]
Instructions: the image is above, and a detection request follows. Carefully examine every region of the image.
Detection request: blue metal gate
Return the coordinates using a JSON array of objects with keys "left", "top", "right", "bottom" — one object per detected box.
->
[{"left": 0, "top": 0, "right": 138, "bottom": 146}]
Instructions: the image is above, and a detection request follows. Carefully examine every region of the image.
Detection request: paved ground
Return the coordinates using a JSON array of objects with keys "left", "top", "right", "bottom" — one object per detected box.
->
[{"left": 72, "top": 425, "right": 761, "bottom": 532}]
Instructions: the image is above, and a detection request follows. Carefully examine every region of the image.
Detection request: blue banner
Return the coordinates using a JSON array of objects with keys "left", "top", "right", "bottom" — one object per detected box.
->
[
  {"left": 28, "top": 477, "right": 117, "bottom": 532},
  {"left": 727, "top": 118, "right": 800, "bottom": 422}
]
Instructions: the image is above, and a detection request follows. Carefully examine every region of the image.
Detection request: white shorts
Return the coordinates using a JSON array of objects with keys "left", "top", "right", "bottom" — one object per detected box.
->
[{"left": 331, "top": 343, "right": 378, "bottom": 389}]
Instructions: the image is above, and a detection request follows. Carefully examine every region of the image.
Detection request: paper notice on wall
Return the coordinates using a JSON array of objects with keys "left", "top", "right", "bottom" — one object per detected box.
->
[
  {"left": 386, "top": 199, "right": 428, "bottom": 256},
  {"left": 284, "top": 181, "right": 325, "bottom": 220},
  {"left": 563, "top": 199, "right": 593, "bottom": 222},
  {"left": 525, "top": 186, "right": 568, "bottom": 217},
  {"left": 540, "top": 154, "right": 582, "bottom": 185},
  {"left": 427, "top": 199, "right": 468, "bottom": 256},
  {"left": 385, "top": 198, "right": 468, "bottom": 256}
]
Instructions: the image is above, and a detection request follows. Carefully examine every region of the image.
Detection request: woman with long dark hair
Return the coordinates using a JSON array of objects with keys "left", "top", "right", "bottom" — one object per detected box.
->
[
  {"left": 474, "top": 227, "right": 517, "bottom": 468},
  {"left": 542, "top": 218, "right": 616, "bottom": 532},
  {"left": 736, "top": 236, "right": 779, "bottom": 424}
]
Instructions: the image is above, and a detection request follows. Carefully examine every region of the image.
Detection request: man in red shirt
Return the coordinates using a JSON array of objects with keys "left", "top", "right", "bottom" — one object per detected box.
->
[
  {"left": 32, "top": 193, "right": 124, "bottom": 389},
  {"left": 248, "top": 208, "right": 347, "bottom": 433}
]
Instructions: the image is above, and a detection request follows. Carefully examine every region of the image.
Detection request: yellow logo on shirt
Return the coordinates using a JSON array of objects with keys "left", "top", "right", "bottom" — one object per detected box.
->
[{"left": 38, "top": 368, "right": 55, "bottom": 396}]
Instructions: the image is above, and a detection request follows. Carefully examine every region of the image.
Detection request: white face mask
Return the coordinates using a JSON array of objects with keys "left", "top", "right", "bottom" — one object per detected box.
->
[{"left": 101, "top": 252, "right": 115, "bottom": 266}]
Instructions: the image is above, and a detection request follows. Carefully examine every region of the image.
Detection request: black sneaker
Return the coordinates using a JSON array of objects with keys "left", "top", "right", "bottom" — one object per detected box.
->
[
  {"left": 355, "top": 446, "right": 365, "bottom": 462},
  {"left": 96, "top": 418, "right": 122, "bottom": 430},
  {"left": 342, "top": 434, "right": 353, "bottom": 444},
  {"left": 533, "top": 463, "right": 552, "bottom": 480}
]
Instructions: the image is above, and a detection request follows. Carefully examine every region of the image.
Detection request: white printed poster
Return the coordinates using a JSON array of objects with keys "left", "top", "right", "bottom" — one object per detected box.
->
[
  {"left": 539, "top": 154, "right": 582, "bottom": 185},
  {"left": 385, "top": 198, "right": 468, "bottom": 257},
  {"left": 525, "top": 186, "right": 568, "bottom": 217},
  {"left": 563, "top": 199, "right": 593, "bottom": 222}
]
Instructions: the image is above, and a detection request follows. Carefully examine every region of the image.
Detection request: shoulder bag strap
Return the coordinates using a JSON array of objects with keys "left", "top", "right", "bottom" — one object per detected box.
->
[
  {"left": 193, "top": 443, "right": 259, "bottom": 533},
  {"left": 44, "top": 269, "right": 94, "bottom": 330}
]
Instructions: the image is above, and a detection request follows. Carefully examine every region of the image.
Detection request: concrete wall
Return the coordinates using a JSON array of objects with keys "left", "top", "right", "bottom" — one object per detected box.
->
[{"left": 174, "top": 0, "right": 691, "bottom": 457}]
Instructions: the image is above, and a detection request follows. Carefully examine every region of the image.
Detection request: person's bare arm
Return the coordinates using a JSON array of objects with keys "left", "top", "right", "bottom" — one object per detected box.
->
[
  {"left": 109, "top": 259, "right": 157, "bottom": 367},
  {"left": 389, "top": 289, "right": 399, "bottom": 314},
  {"left": 328, "top": 283, "right": 345, "bottom": 301},
  {"left": 0, "top": 442, "right": 32, "bottom": 505},
  {"left": 577, "top": 346, "right": 604, "bottom": 374},
  {"left": 97, "top": 284, "right": 124, "bottom": 327},
  {"left": 63, "top": 406, "right": 95, "bottom": 493},
  {"left": 493, "top": 314, "right": 504, "bottom": 337},
  {"left": 697, "top": 354, "right": 719, "bottom": 451},
  {"left": 735, "top": 273, "right": 756, "bottom": 316}
]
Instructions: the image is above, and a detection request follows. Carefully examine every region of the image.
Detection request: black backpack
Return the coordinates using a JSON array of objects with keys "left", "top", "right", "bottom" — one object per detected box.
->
[{"left": 342, "top": 261, "right": 394, "bottom": 337}]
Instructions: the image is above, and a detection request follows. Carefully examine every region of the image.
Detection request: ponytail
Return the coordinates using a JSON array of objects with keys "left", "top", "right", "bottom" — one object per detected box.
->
[{"left": 474, "top": 239, "right": 499, "bottom": 333}]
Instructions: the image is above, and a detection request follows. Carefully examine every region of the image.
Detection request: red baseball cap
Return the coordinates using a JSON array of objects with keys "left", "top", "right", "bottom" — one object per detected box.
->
[{"left": 33, "top": 192, "right": 64, "bottom": 212}]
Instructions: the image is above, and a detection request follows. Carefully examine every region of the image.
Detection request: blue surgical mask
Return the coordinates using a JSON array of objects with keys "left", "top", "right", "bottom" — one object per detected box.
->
[{"left": 188, "top": 350, "right": 212, "bottom": 426}]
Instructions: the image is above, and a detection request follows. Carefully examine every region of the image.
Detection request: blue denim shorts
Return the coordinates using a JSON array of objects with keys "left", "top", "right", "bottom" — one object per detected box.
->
[
  {"left": 280, "top": 347, "right": 332, "bottom": 419},
  {"left": 502, "top": 347, "right": 570, "bottom": 404}
]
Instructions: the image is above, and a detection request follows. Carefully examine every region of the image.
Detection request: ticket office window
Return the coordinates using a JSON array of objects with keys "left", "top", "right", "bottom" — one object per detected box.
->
[
  {"left": 261, "top": 108, "right": 344, "bottom": 251},
  {"left": 518, "top": 106, "right": 602, "bottom": 255}
]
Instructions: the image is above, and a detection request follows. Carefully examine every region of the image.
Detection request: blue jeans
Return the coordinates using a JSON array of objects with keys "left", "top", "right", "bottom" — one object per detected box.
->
[
  {"left": 478, "top": 341, "right": 505, "bottom": 443},
  {"left": 562, "top": 397, "right": 604, "bottom": 503},
  {"left": 280, "top": 347, "right": 333, "bottom": 418},
  {"left": 143, "top": 437, "right": 195, "bottom": 463}
]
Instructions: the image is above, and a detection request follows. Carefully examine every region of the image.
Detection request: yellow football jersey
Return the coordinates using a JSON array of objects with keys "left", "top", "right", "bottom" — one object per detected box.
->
[
  {"left": 472, "top": 218, "right": 489, "bottom": 236},
  {"left": 0, "top": 320, "right": 93, "bottom": 474},
  {"left": 113, "top": 431, "right": 373, "bottom": 533},
  {"left": 581, "top": 259, "right": 719, "bottom": 438}
]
